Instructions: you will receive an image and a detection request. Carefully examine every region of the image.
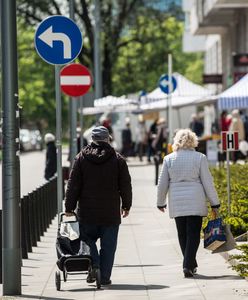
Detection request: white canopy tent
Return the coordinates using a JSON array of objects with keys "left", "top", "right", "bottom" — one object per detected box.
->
[
  {"left": 138, "top": 73, "right": 215, "bottom": 132},
  {"left": 82, "top": 95, "right": 138, "bottom": 115},
  {"left": 218, "top": 73, "right": 248, "bottom": 110},
  {"left": 81, "top": 74, "right": 216, "bottom": 145},
  {"left": 140, "top": 72, "right": 214, "bottom": 110}
]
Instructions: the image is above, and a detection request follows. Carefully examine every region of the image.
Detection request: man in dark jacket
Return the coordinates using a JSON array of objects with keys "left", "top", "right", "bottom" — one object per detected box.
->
[
  {"left": 44, "top": 133, "right": 57, "bottom": 180},
  {"left": 65, "top": 126, "right": 132, "bottom": 285}
]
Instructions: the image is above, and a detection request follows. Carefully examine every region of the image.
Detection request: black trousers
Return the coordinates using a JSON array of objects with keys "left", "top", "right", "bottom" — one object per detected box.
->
[{"left": 175, "top": 216, "right": 203, "bottom": 271}]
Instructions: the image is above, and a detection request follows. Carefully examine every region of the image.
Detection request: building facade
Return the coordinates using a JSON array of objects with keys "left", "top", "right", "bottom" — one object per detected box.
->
[{"left": 183, "top": 0, "right": 248, "bottom": 91}]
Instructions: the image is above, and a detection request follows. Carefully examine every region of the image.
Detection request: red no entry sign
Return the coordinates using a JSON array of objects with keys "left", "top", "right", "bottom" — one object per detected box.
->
[{"left": 60, "top": 63, "right": 92, "bottom": 97}]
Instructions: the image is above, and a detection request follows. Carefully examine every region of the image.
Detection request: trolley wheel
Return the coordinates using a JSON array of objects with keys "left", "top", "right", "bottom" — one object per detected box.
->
[
  {"left": 55, "top": 271, "right": 61, "bottom": 291},
  {"left": 95, "top": 268, "right": 101, "bottom": 289}
]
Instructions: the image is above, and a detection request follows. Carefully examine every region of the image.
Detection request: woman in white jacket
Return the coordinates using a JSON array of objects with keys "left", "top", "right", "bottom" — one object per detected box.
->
[{"left": 157, "top": 129, "right": 220, "bottom": 278}]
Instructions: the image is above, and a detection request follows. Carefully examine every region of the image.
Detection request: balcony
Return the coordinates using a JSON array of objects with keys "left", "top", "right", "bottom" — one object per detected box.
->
[
  {"left": 204, "top": 0, "right": 248, "bottom": 16},
  {"left": 190, "top": 0, "right": 244, "bottom": 35}
]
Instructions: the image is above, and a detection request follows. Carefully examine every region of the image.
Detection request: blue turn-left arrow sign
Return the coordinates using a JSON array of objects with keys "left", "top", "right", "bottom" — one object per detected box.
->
[
  {"left": 34, "top": 15, "right": 83, "bottom": 65},
  {"left": 159, "top": 74, "right": 177, "bottom": 94}
]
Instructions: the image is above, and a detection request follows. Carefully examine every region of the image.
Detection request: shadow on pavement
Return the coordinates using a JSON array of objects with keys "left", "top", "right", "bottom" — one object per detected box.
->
[
  {"left": 68, "top": 287, "right": 103, "bottom": 292},
  {"left": 106, "top": 284, "right": 169, "bottom": 290},
  {"left": 20, "top": 295, "right": 74, "bottom": 300},
  {"left": 68, "top": 284, "right": 169, "bottom": 292},
  {"left": 115, "top": 264, "right": 163, "bottom": 268},
  {"left": 194, "top": 274, "right": 244, "bottom": 280}
]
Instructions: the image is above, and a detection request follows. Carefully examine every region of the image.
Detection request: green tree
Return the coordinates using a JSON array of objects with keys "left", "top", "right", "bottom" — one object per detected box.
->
[
  {"left": 112, "top": 16, "right": 203, "bottom": 95},
  {"left": 17, "top": 0, "right": 185, "bottom": 95},
  {"left": 16, "top": 1, "right": 203, "bottom": 128}
]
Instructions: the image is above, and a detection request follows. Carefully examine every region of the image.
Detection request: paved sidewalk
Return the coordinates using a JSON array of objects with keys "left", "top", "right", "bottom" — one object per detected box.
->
[{"left": 1, "top": 161, "right": 248, "bottom": 299}]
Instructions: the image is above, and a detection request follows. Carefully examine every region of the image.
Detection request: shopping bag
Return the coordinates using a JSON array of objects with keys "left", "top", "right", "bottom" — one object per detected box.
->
[
  {"left": 212, "top": 224, "right": 237, "bottom": 253},
  {"left": 59, "top": 221, "right": 80, "bottom": 241},
  {"left": 203, "top": 218, "right": 226, "bottom": 251}
]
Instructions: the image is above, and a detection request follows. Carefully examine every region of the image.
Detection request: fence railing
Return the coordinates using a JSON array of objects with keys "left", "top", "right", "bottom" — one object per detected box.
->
[{"left": 0, "top": 176, "right": 58, "bottom": 284}]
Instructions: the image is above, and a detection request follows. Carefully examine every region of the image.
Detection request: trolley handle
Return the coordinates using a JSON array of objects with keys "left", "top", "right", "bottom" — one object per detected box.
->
[{"left": 59, "top": 212, "right": 78, "bottom": 223}]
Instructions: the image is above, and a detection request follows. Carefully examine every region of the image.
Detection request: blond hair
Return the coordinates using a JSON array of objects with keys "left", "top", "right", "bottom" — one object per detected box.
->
[{"left": 172, "top": 129, "right": 198, "bottom": 151}]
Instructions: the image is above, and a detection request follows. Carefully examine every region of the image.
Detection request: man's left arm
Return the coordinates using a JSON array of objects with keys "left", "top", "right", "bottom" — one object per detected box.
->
[{"left": 65, "top": 155, "right": 83, "bottom": 213}]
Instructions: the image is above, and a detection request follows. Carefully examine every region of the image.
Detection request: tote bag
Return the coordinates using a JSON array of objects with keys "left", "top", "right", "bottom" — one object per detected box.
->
[
  {"left": 212, "top": 224, "right": 237, "bottom": 253},
  {"left": 203, "top": 218, "right": 226, "bottom": 251}
]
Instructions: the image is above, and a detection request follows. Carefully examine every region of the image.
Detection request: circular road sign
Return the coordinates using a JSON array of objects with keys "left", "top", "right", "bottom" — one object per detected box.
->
[
  {"left": 159, "top": 74, "right": 177, "bottom": 94},
  {"left": 60, "top": 63, "right": 93, "bottom": 97},
  {"left": 34, "top": 15, "right": 82, "bottom": 65}
]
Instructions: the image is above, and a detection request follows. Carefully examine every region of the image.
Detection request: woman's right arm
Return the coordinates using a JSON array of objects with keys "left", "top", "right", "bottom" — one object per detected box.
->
[
  {"left": 157, "top": 158, "right": 169, "bottom": 209},
  {"left": 200, "top": 154, "right": 220, "bottom": 208}
]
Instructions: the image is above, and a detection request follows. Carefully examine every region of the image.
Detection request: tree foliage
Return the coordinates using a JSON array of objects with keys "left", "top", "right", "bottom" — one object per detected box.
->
[
  {"left": 112, "top": 15, "right": 203, "bottom": 96},
  {"left": 15, "top": 0, "right": 203, "bottom": 129}
]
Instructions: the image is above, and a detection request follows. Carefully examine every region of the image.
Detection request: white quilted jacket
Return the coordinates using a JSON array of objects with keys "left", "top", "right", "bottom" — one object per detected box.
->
[{"left": 157, "top": 149, "right": 219, "bottom": 218}]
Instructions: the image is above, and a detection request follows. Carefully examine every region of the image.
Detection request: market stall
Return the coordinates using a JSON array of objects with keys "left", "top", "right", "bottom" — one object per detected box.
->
[{"left": 218, "top": 73, "right": 248, "bottom": 110}]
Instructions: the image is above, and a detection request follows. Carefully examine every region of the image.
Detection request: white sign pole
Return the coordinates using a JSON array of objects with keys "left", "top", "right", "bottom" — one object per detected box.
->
[
  {"left": 168, "top": 54, "right": 173, "bottom": 147},
  {"left": 226, "top": 150, "right": 231, "bottom": 216}
]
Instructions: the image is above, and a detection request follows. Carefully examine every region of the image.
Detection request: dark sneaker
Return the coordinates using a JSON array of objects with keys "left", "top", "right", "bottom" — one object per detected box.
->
[
  {"left": 87, "top": 268, "right": 97, "bottom": 283},
  {"left": 183, "top": 268, "right": 194, "bottom": 278},
  {"left": 101, "top": 279, "right": 112, "bottom": 285}
]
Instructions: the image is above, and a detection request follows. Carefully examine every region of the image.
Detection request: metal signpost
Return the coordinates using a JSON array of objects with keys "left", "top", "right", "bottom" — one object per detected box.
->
[
  {"left": 158, "top": 56, "right": 177, "bottom": 146},
  {"left": 80, "top": 96, "right": 84, "bottom": 150},
  {"left": 60, "top": 64, "right": 93, "bottom": 153},
  {"left": 94, "top": 0, "right": 102, "bottom": 99},
  {"left": 1, "top": 0, "right": 21, "bottom": 295},
  {"left": 221, "top": 131, "right": 239, "bottom": 215},
  {"left": 34, "top": 15, "right": 83, "bottom": 216},
  {"left": 69, "top": 0, "right": 78, "bottom": 168}
]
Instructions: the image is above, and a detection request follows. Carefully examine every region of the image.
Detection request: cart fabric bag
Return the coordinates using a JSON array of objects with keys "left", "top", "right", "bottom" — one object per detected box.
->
[
  {"left": 212, "top": 224, "right": 237, "bottom": 253},
  {"left": 203, "top": 218, "right": 226, "bottom": 251},
  {"left": 59, "top": 221, "right": 80, "bottom": 241}
]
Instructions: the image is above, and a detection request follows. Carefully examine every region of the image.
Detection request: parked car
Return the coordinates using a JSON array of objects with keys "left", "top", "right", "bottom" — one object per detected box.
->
[{"left": 20, "top": 129, "right": 43, "bottom": 151}]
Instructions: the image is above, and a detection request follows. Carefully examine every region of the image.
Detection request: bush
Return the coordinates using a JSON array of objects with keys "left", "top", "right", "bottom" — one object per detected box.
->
[
  {"left": 209, "top": 164, "right": 248, "bottom": 236},
  {"left": 210, "top": 164, "right": 248, "bottom": 277},
  {"left": 229, "top": 244, "right": 248, "bottom": 277}
]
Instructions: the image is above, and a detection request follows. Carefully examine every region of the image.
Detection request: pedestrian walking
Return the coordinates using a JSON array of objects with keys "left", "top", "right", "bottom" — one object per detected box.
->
[
  {"left": 152, "top": 118, "right": 168, "bottom": 162},
  {"left": 189, "top": 113, "right": 204, "bottom": 137},
  {"left": 121, "top": 118, "right": 133, "bottom": 158},
  {"left": 65, "top": 126, "right": 132, "bottom": 285},
  {"left": 220, "top": 110, "right": 231, "bottom": 131},
  {"left": 229, "top": 109, "right": 245, "bottom": 162},
  {"left": 157, "top": 128, "right": 220, "bottom": 278},
  {"left": 147, "top": 118, "right": 158, "bottom": 162},
  {"left": 135, "top": 115, "right": 147, "bottom": 161},
  {"left": 44, "top": 133, "right": 57, "bottom": 180}
]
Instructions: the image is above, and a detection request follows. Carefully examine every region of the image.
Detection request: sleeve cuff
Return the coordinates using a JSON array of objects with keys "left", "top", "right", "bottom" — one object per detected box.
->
[
  {"left": 211, "top": 204, "right": 220, "bottom": 208},
  {"left": 157, "top": 205, "right": 167, "bottom": 209}
]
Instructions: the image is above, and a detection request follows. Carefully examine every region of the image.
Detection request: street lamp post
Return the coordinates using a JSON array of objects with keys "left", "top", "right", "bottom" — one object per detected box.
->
[
  {"left": 94, "top": 0, "right": 102, "bottom": 99},
  {"left": 1, "top": 0, "right": 22, "bottom": 294}
]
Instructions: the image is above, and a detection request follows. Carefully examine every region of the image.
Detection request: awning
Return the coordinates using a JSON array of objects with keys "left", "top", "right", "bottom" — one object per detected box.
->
[
  {"left": 218, "top": 73, "right": 248, "bottom": 110},
  {"left": 94, "top": 95, "right": 137, "bottom": 107},
  {"left": 140, "top": 72, "right": 213, "bottom": 109}
]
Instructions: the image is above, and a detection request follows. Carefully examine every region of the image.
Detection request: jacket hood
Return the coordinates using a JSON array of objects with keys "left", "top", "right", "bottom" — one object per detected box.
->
[{"left": 82, "top": 142, "right": 116, "bottom": 164}]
